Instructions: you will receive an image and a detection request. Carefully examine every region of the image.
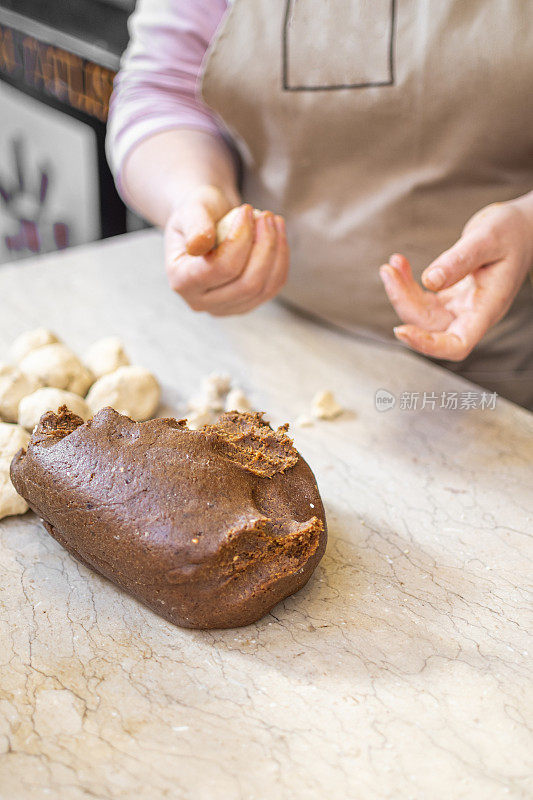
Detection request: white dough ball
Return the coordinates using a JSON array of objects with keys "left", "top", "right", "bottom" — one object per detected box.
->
[
  {"left": 86, "top": 366, "right": 160, "bottom": 421},
  {"left": 216, "top": 206, "right": 262, "bottom": 245},
  {"left": 0, "top": 363, "right": 41, "bottom": 423},
  {"left": 18, "top": 387, "right": 91, "bottom": 431},
  {"left": 0, "top": 420, "right": 30, "bottom": 457},
  {"left": 0, "top": 422, "right": 30, "bottom": 519},
  {"left": 19, "top": 343, "right": 94, "bottom": 397},
  {"left": 10, "top": 328, "right": 59, "bottom": 362},
  {"left": 83, "top": 336, "right": 130, "bottom": 378}
]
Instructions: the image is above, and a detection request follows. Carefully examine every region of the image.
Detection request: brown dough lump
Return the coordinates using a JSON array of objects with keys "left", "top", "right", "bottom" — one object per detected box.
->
[{"left": 10, "top": 406, "right": 327, "bottom": 629}]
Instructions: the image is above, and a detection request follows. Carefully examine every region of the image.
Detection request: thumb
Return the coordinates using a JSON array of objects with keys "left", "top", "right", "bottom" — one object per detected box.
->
[
  {"left": 421, "top": 232, "right": 497, "bottom": 291},
  {"left": 181, "top": 186, "right": 231, "bottom": 257}
]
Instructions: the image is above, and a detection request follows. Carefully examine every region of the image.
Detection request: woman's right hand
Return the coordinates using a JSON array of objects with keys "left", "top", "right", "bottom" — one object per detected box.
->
[{"left": 165, "top": 185, "right": 289, "bottom": 316}]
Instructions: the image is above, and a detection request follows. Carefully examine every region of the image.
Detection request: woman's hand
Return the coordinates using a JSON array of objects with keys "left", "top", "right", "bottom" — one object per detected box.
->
[
  {"left": 165, "top": 185, "right": 289, "bottom": 316},
  {"left": 379, "top": 198, "right": 533, "bottom": 360}
]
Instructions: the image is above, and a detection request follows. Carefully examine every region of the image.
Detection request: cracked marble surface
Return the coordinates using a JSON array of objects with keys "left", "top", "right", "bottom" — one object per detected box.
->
[{"left": 0, "top": 231, "right": 532, "bottom": 800}]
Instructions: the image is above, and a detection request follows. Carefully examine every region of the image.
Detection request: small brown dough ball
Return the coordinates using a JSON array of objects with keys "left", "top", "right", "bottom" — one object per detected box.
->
[
  {"left": 19, "top": 344, "right": 94, "bottom": 397},
  {"left": 18, "top": 388, "right": 91, "bottom": 431},
  {"left": 86, "top": 365, "right": 160, "bottom": 421},
  {"left": 0, "top": 422, "right": 30, "bottom": 519},
  {"left": 0, "top": 363, "right": 41, "bottom": 423},
  {"left": 83, "top": 337, "right": 130, "bottom": 378}
]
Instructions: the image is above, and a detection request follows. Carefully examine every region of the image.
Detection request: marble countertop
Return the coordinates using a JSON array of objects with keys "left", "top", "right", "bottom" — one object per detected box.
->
[{"left": 0, "top": 231, "right": 531, "bottom": 800}]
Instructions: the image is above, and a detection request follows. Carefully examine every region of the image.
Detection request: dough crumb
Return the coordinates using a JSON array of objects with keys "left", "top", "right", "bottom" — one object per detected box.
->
[
  {"left": 84, "top": 337, "right": 130, "bottom": 378},
  {"left": 225, "top": 388, "right": 252, "bottom": 413},
  {"left": 0, "top": 421, "right": 30, "bottom": 519},
  {"left": 18, "top": 388, "right": 91, "bottom": 431},
  {"left": 202, "top": 372, "right": 231, "bottom": 398},
  {"left": 0, "top": 363, "right": 41, "bottom": 423},
  {"left": 10, "top": 328, "right": 59, "bottom": 362},
  {"left": 311, "top": 390, "right": 344, "bottom": 420},
  {"left": 187, "top": 373, "right": 252, "bottom": 422},
  {"left": 186, "top": 406, "right": 213, "bottom": 430},
  {"left": 195, "top": 372, "right": 231, "bottom": 411}
]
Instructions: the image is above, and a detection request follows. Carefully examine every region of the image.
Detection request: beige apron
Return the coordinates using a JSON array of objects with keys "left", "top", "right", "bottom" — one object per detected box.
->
[{"left": 201, "top": 0, "right": 533, "bottom": 407}]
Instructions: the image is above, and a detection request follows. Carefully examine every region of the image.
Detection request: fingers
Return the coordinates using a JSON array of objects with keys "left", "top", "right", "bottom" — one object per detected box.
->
[
  {"left": 182, "top": 185, "right": 232, "bottom": 256},
  {"left": 421, "top": 231, "right": 498, "bottom": 292},
  {"left": 182, "top": 203, "right": 217, "bottom": 256},
  {"left": 393, "top": 280, "right": 494, "bottom": 361},
  {"left": 204, "top": 212, "right": 277, "bottom": 306},
  {"left": 210, "top": 215, "right": 289, "bottom": 315},
  {"left": 394, "top": 305, "right": 492, "bottom": 360},
  {"left": 261, "top": 216, "right": 289, "bottom": 300},
  {"left": 166, "top": 208, "right": 289, "bottom": 315},
  {"left": 392, "top": 251, "right": 526, "bottom": 361},
  {"left": 211, "top": 204, "right": 256, "bottom": 279},
  {"left": 380, "top": 254, "right": 454, "bottom": 331},
  {"left": 386, "top": 199, "right": 528, "bottom": 360},
  {"left": 393, "top": 326, "right": 472, "bottom": 360},
  {"left": 381, "top": 252, "right": 487, "bottom": 360},
  {"left": 166, "top": 205, "right": 255, "bottom": 296}
]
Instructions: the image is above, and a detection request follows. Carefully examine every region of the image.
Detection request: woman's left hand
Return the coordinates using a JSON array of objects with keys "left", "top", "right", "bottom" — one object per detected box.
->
[{"left": 379, "top": 197, "right": 533, "bottom": 360}]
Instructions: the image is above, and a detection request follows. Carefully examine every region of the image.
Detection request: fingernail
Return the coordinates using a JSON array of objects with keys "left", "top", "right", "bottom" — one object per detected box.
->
[
  {"left": 425, "top": 267, "right": 445, "bottom": 289},
  {"left": 239, "top": 204, "right": 252, "bottom": 224}
]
